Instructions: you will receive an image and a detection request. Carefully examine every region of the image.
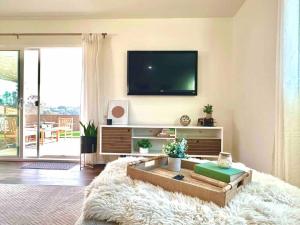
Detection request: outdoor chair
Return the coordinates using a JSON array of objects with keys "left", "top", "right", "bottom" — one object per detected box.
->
[{"left": 58, "top": 117, "right": 73, "bottom": 139}]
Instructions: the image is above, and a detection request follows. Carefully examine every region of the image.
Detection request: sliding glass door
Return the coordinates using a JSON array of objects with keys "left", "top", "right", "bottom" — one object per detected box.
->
[
  {"left": 0, "top": 51, "right": 20, "bottom": 157},
  {"left": 0, "top": 48, "right": 82, "bottom": 159},
  {"left": 23, "top": 47, "right": 82, "bottom": 159}
]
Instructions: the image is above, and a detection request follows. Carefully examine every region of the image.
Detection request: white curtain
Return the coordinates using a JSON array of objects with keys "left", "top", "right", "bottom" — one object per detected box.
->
[
  {"left": 81, "top": 33, "right": 104, "bottom": 158},
  {"left": 274, "top": 0, "right": 300, "bottom": 187},
  {"left": 81, "top": 34, "right": 103, "bottom": 125}
]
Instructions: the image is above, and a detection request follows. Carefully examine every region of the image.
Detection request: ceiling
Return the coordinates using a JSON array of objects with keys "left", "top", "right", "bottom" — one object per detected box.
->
[{"left": 0, "top": 0, "right": 245, "bottom": 19}]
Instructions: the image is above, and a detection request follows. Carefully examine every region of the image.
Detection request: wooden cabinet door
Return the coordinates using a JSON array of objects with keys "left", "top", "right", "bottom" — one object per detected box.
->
[
  {"left": 102, "top": 127, "right": 132, "bottom": 153},
  {"left": 186, "top": 139, "right": 221, "bottom": 155}
]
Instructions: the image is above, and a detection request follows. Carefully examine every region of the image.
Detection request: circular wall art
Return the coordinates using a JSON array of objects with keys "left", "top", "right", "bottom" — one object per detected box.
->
[
  {"left": 112, "top": 106, "right": 125, "bottom": 118},
  {"left": 108, "top": 100, "right": 129, "bottom": 125}
]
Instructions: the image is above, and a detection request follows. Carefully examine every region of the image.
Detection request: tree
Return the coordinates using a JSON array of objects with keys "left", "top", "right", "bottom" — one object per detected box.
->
[
  {"left": 3, "top": 91, "right": 11, "bottom": 105},
  {"left": 11, "top": 91, "right": 18, "bottom": 107}
]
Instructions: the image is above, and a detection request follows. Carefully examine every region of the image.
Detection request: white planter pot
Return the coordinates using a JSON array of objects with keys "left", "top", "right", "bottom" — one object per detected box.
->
[
  {"left": 167, "top": 157, "right": 181, "bottom": 172},
  {"left": 139, "top": 147, "right": 149, "bottom": 154},
  {"left": 206, "top": 113, "right": 212, "bottom": 119}
]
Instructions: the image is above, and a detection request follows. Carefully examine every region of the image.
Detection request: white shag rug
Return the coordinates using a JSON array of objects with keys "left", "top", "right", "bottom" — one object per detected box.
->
[{"left": 76, "top": 157, "right": 300, "bottom": 225}]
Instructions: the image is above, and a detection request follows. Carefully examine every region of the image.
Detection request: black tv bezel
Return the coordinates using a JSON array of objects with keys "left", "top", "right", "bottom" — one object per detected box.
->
[{"left": 127, "top": 50, "right": 198, "bottom": 96}]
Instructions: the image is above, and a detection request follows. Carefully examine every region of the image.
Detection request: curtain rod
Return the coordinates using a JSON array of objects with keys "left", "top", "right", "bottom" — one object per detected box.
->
[{"left": 0, "top": 32, "right": 107, "bottom": 39}]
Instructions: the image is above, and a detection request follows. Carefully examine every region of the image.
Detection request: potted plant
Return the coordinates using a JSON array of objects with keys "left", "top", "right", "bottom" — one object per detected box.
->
[
  {"left": 137, "top": 139, "right": 152, "bottom": 154},
  {"left": 203, "top": 104, "right": 213, "bottom": 119},
  {"left": 80, "top": 121, "right": 98, "bottom": 153},
  {"left": 162, "top": 138, "right": 188, "bottom": 172}
]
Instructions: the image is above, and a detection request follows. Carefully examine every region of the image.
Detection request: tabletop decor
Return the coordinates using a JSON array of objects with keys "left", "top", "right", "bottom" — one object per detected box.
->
[
  {"left": 217, "top": 152, "right": 232, "bottom": 168},
  {"left": 162, "top": 138, "right": 188, "bottom": 172},
  {"left": 180, "top": 115, "right": 191, "bottom": 126},
  {"left": 201, "top": 104, "right": 214, "bottom": 126}
]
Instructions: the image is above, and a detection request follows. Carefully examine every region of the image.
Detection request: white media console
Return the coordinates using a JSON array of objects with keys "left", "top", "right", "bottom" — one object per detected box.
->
[{"left": 99, "top": 125, "right": 223, "bottom": 158}]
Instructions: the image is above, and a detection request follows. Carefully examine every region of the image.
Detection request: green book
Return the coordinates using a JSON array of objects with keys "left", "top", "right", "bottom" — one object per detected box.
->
[{"left": 194, "top": 162, "right": 245, "bottom": 183}]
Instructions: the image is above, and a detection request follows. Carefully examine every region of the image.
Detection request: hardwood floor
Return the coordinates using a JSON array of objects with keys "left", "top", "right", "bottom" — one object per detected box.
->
[{"left": 0, "top": 162, "right": 105, "bottom": 186}]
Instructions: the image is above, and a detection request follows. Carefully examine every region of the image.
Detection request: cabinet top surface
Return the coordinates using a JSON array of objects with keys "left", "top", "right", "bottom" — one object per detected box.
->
[{"left": 100, "top": 124, "right": 223, "bottom": 129}]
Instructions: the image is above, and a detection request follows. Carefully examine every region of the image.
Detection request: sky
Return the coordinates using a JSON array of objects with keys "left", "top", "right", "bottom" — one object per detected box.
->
[
  {"left": 24, "top": 47, "right": 82, "bottom": 108},
  {"left": 0, "top": 51, "right": 18, "bottom": 98},
  {"left": 0, "top": 79, "right": 17, "bottom": 95}
]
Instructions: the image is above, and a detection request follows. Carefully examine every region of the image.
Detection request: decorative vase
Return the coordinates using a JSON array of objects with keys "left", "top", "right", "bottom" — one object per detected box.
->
[
  {"left": 139, "top": 147, "right": 149, "bottom": 154},
  {"left": 168, "top": 157, "right": 181, "bottom": 172},
  {"left": 180, "top": 115, "right": 191, "bottom": 126},
  {"left": 217, "top": 152, "right": 232, "bottom": 168}
]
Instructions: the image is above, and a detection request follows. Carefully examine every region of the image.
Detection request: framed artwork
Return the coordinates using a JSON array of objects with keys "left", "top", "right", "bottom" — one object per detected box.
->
[{"left": 107, "top": 100, "right": 129, "bottom": 125}]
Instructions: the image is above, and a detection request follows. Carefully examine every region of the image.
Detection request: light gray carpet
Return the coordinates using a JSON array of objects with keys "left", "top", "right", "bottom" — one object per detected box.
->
[{"left": 0, "top": 184, "right": 84, "bottom": 225}]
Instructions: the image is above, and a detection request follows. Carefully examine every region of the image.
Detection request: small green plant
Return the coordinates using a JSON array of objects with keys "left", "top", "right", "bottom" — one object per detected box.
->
[
  {"left": 168, "top": 128, "right": 175, "bottom": 134},
  {"left": 203, "top": 104, "right": 213, "bottom": 114},
  {"left": 162, "top": 138, "right": 188, "bottom": 158},
  {"left": 79, "top": 121, "right": 98, "bottom": 137},
  {"left": 137, "top": 139, "right": 152, "bottom": 148}
]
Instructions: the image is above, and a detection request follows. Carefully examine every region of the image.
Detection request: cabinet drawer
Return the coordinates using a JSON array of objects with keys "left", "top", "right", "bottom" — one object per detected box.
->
[
  {"left": 187, "top": 139, "right": 221, "bottom": 155},
  {"left": 102, "top": 127, "right": 132, "bottom": 153}
]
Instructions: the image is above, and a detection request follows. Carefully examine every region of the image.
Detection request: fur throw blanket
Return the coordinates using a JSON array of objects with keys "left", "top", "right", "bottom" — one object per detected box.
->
[{"left": 76, "top": 157, "right": 300, "bottom": 225}]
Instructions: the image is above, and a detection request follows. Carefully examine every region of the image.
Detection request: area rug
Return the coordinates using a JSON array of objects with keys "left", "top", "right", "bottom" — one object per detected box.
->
[
  {"left": 21, "top": 162, "right": 77, "bottom": 170},
  {"left": 76, "top": 157, "right": 300, "bottom": 225},
  {"left": 0, "top": 184, "right": 84, "bottom": 225}
]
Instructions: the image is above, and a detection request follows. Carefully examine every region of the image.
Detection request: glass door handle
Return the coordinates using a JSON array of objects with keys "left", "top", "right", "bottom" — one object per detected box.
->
[{"left": 18, "top": 98, "right": 23, "bottom": 110}]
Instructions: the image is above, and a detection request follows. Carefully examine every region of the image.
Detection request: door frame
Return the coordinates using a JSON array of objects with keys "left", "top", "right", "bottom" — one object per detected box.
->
[
  {"left": 0, "top": 46, "right": 82, "bottom": 161},
  {"left": 22, "top": 48, "right": 41, "bottom": 159},
  {"left": 0, "top": 49, "right": 23, "bottom": 159},
  {"left": 25, "top": 47, "right": 81, "bottom": 160}
]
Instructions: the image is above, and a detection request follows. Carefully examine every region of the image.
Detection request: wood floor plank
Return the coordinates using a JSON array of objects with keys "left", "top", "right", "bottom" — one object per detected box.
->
[{"left": 0, "top": 162, "right": 104, "bottom": 186}]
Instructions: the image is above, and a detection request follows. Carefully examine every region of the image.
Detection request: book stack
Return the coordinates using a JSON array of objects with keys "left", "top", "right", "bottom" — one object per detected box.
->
[
  {"left": 157, "top": 128, "right": 175, "bottom": 138},
  {"left": 192, "top": 162, "right": 245, "bottom": 187}
]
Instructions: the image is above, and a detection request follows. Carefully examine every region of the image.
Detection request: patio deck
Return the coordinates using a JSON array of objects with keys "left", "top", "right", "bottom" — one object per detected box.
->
[
  {"left": 0, "top": 137, "right": 80, "bottom": 158},
  {"left": 25, "top": 137, "right": 80, "bottom": 158}
]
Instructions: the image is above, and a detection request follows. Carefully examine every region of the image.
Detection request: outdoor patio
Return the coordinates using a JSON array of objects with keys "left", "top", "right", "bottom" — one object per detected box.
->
[
  {"left": 0, "top": 137, "right": 80, "bottom": 158},
  {"left": 23, "top": 114, "right": 81, "bottom": 158},
  {"left": 0, "top": 113, "right": 81, "bottom": 158},
  {"left": 24, "top": 137, "right": 80, "bottom": 158}
]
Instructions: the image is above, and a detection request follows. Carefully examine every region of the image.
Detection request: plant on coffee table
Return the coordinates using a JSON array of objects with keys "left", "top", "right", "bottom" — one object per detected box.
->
[{"left": 162, "top": 138, "right": 188, "bottom": 172}]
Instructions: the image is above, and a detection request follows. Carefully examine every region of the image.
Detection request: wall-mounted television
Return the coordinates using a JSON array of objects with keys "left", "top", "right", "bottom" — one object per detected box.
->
[{"left": 127, "top": 51, "right": 198, "bottom": 96}]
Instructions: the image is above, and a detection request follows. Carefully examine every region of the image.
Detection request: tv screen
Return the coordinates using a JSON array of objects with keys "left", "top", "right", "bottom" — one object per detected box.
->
[{"left": 127, "top": 51, "right": 198, "bottom": 95}]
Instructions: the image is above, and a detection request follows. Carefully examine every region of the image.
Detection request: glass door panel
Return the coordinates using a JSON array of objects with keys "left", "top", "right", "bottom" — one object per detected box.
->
[
  {"left": 39, "top": 48, "right": 82, "bottom": 158},
  {"left": 24, "top": 49, "right": 39, "bottom": 158},
  {"left": 0, "top": 51, "right": 20, "bottom": 157}
]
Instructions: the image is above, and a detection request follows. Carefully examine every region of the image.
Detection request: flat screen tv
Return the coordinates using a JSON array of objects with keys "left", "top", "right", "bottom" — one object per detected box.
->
[{"left": 127, "top": 51, "right": 198, "bottom": 95}]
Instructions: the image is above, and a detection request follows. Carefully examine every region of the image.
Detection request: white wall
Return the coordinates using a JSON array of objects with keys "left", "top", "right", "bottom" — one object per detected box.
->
[
  {"left": 0, "top": 18, "right": 234, "bottom": 153},
  {"left": 232, "top": 0, "right": 278, "bottom": 173},
  {"left": 0, "top": 4, "right": 279, "bottom": 172}
]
